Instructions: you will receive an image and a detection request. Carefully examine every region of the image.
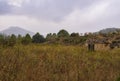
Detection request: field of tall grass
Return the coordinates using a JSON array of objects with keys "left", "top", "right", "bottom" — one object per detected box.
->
[{"left": 0, "top": 44, "right": 120, "bottom": 81}]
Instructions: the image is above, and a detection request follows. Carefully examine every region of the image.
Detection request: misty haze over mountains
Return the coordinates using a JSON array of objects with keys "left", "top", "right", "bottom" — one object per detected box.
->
[
  {"left": 0, "top": 26, "right": 34, "bottom": 36},
  {"left": 99, "top": 28, "right": 120, "bottom": 34},
  {"left": 0, "top": 26, "right": 120, "bottom": 36}
]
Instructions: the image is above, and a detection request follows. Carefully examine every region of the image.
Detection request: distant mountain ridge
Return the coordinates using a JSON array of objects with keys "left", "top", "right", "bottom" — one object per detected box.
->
[
  {"left": 98, "top": 28, "right": 120, "bottom": 34},
  {"left": 0, "top": 26, "right": 34, "bottom": 36},
  {"left": 1, "top": 27, "right": 120, "bottom": 36}
]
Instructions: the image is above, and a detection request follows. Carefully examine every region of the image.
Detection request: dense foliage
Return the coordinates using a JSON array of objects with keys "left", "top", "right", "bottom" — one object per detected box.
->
[
  {"left": 57, "top": 29, "right": 69, "bottom": 38},
  {"left": 0, "top": 29, "right": 88, "bottom": 46},
  {"left": 22, "top": 34, "right": 32, "bottom": 45},
  {"left": 32, "top": 32, "right": 45, "bottom": 43},
  {"left": 1, "top": 29, "right": 120, "bottom": 48}
]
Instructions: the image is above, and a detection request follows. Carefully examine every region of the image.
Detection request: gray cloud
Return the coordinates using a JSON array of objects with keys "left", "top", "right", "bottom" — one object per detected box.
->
[
  {"left": 0, "top": 0, "right": 12, "bottom": 14},
  {"left": 16, "top": 0, "right": 98, "bottom": 21},
  {"left": 20, "top": 0, "right": 76, "bottom": 21},
  {"left": 0, "top": 0, "right": 120, "bottom": 34},
  {"left": 0, "top": 0, "right": 109, "bottom": 22}
]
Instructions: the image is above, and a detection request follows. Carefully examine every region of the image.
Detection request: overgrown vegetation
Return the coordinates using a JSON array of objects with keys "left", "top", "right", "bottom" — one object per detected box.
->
[
  {"left": 0, "top": 44, "right": 120, "bottom": 81},
  {"left": 0, "top": 29, "right": 88, "bottom": 47},
  {"left": 1, "top": 29, "right": 120, "bottom": 47},
  {"left": 1, "top": 29, "right": 120, "bottom": 81}
]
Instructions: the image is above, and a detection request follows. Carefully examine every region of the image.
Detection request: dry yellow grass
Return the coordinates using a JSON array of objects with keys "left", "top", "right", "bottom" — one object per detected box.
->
[{"left": 0, "top": 44, "right": 120, "bottom": 81}]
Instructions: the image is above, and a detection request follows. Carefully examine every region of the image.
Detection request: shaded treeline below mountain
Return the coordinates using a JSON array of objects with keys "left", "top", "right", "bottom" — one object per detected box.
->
[{"left": 1, "top": 27, "right": 120, "bottom": 47}]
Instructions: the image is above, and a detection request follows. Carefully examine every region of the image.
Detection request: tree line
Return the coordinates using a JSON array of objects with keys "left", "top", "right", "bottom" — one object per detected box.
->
[
  {"left": 0, "top": 29, "right": 92, "bottom": 47},
  {"left": 1, "top": 28, "right": 120, "bottom": 47}
]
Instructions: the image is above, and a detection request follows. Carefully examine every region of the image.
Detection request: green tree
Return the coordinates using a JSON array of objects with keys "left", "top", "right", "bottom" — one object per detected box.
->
[
  {"left": 1, "top": 35, "right": 9, "bottom": 47},
  {"left": 46, "top": 33, "right": 57, "bottom": 43},
  {"left": 8, "top": 34, "right": 16, "bottom": 46},
  {"left": 0, "top": 34, "right": 4, "bottom": 45},
  {"left": 70, "top": 33, "right": 79, "bottom": 37},
  {"left": 17, "top": 34, "right": 22, "bottom": 44},
  {"left": 52, "top": 33, "right": 57, "bottom": 38},
  {"left": 46, "top": 33, "right": 52, "bottom": 41},
  {"left": 22, "top": 34, "right": 32, "bottom": 45},
  {"left": 57, "top": 29, "right": 69, "bottom": 38},
  {"left": 32, "top": 32, "right": 45, "bottom": 43}
]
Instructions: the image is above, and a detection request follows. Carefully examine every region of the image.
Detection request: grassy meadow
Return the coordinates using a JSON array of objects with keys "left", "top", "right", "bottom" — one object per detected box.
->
[{"left": 0, "top": 44, "right": 120, "bottom": 81}]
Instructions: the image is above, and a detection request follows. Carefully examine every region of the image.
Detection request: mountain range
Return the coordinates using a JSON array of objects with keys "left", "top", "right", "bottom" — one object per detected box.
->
[
  {"left": 0, "top": 26, "right": 34, "bottom": 36},
  {"left": 98, "top": 28, "right": 120, "bottom": 34},
  {"left": 0, "top": 27, "right": 120, "bottom": 36}
]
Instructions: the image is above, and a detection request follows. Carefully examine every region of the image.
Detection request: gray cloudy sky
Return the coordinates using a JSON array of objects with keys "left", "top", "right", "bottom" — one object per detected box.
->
[{"left": 0, "top": 0, "right": 120, "bottom": 35}]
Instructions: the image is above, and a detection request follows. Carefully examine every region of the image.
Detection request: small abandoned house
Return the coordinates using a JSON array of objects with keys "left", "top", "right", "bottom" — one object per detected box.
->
[{"left": 86, "top": 38, "right": 110, "bottom": 51}]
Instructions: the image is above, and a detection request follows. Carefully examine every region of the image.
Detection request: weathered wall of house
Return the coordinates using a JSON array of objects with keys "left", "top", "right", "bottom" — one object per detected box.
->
[{"left": 95, "top": 44, "right": 110, "bottom": 50}]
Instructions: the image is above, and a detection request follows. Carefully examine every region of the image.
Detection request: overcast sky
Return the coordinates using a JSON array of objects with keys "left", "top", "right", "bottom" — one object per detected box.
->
[{"left": 0, "top": 0, "right": 120, "bottom": 35}]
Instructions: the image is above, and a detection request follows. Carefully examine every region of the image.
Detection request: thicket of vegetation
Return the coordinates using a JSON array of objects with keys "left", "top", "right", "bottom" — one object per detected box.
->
[
  {"left": 1, "top": 29, "right": 120, "bottom": 81},
  {"left": 0, "top": 29, "right": 89, "bottom": 47},
  {"left": 1, "top": 29, "right": 120, "bottom": 48}
]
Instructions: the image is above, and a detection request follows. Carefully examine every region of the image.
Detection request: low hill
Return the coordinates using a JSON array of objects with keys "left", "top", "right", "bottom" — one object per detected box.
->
[
  {"left": 0, "top": 26, "right": 34, "bottom": 36},
  {"left": 99, "top": 28, "right": 120, "bottom": 34}
]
